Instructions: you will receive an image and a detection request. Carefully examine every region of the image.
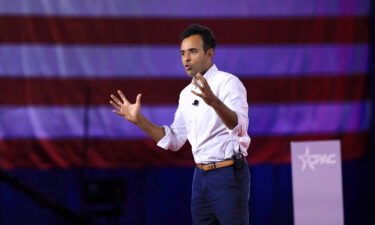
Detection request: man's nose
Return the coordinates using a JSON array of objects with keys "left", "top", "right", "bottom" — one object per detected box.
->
[{"left": 184, "top": 53, "right": 191, "bottom": 62}]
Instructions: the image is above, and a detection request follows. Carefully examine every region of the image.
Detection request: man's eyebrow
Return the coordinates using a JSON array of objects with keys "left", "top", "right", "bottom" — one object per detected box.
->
[
  {"left": 181, "top": 48, "right": 198, "bottom": 51},
  {"left": 180, "top": 48, "right": 199, "bottom": 54}
]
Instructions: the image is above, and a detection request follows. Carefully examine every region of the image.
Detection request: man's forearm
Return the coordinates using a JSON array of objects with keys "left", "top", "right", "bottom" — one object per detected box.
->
[
  {"left": 211, "top": 99, "right": 238, "bottom": 130},
  {"left": 135, "top": 114, "right": 166, "bottom": 142}
]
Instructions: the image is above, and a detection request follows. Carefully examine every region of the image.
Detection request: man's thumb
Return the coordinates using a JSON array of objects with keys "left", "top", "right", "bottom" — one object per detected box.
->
[{"left": 136, "top": 93, "right": 142, "bottom": 104}]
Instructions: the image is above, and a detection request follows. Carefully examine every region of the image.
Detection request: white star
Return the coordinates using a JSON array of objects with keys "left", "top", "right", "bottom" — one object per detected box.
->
[{"left": 298, "top": 147, "right": 315, "bottom": 171}]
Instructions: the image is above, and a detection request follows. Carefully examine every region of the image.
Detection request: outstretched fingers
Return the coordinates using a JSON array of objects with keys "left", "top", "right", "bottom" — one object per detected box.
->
[
  {"left": 112, "top": 109, "right": 123, "bottom": 116},
  {"left": 110, "top": 94, "right": 123, "bottom": 106},
  {"left": 109, "top": 100, "right": 121, "bottom": 111},
  {"left": 191, "top": 90, "right": 203, "bottom": 98},
  {"left": 195, "top": 73, "right": 208, "bottom": 87},
  {"left": 109, "top": 90, "right": 143, "bottom": 122},
  {"left": 117, "top": 90, "right": 130, "bottom": 105},
  {"left": 193, "top": 78, "right": 203, "bottom": 91}
]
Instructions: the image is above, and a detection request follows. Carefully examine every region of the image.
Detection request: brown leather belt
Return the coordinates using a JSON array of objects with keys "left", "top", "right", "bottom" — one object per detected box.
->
[{"left": 196, "top": 159, "right": 234, "bottom": 171}]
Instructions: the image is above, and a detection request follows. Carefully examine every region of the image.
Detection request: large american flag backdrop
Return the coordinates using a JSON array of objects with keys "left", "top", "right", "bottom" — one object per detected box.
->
[{"left": 0, "top": 0, "right": 373, "bottom": 225}]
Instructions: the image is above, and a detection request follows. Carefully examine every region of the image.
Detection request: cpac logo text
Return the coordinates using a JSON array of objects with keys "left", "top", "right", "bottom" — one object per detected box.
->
[{"left": 298, "top": 147, "right": 337, "bottom": 171}]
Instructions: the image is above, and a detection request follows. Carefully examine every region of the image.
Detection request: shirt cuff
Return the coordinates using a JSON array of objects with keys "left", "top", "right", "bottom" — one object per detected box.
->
[
  {"left": 226, "top": 111, "right": 246, "bottom": 137},
  {"left": 156, "top": 125, "right": 171, "bottom": 150}
]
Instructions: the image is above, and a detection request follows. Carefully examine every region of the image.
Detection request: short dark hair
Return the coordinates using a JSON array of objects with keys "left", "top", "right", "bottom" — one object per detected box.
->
[{"left": 180, "top": 24, "right": 216, "bottom": 52}]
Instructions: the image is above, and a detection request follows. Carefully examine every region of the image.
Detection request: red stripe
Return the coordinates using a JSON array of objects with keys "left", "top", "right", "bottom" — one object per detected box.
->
[
  {"left": 0, "top": 75, "right": 369, "bottom": 105},
  {"left": 249, "top": 132, "right": 370, "bottom": 164},
  {"left": 0, "top": 16, "right": 369, "bottom": 44},
  {"left": 0, "top": 132, "right": 369, "bottom": 169}
]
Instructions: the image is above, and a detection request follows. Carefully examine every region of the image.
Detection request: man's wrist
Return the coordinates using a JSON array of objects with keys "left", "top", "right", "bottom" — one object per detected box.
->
[
  {"left": 210, "top": 97, "right": 222, "bottom": 109},
  {"left": 133, "top": 114, "right": 143, "bottom": 126}
]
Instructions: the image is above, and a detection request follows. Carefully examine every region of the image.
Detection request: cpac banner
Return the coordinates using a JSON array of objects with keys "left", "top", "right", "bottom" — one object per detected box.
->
[{"left": 291, "top": 140, "right": 344, "bottom": 225}]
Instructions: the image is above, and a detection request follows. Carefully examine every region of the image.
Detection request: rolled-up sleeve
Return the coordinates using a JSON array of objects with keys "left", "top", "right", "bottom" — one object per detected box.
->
[
  {"left": 157, "top": 100, "right": 188, "bottom": 151},
  {"left": 221, "top": 76, "right": 250, "bottom": 150}
]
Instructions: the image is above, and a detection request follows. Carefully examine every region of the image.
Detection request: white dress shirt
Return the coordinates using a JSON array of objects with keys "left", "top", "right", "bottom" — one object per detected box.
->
[{"left": 157, "top": 65, "right": 250, "bottom": 164}]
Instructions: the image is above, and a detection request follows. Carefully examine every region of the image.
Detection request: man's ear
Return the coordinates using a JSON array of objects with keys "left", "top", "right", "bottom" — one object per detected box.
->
[{"left": 207, "top": 48, "right": 214, "bottom": 58}]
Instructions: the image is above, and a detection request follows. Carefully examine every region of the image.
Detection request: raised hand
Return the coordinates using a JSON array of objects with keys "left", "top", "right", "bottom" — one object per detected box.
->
[
  {"left": 110, "top": 90, "right": 142, "bottom": 124},
  {"left": 191, "top": 73, "right": 219, "bottom": 106}
]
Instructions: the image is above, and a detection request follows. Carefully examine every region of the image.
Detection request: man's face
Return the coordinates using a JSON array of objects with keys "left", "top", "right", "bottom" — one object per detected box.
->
[{"left": 180, "top": 34, "right": 213, "bottom": 77}]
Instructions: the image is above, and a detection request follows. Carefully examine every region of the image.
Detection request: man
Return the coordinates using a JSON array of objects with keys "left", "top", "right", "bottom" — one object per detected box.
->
[{"left": 110, "top": 24, "right": 250, "bottom": 225}]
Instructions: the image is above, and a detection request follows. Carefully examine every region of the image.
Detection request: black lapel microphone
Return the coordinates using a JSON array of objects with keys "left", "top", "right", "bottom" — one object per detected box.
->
[{"left": 192, "top": 100, "right": 199, "bottom": 106}]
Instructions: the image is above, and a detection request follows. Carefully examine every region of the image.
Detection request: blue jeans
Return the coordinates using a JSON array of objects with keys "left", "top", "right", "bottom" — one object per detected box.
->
[{"left": 191, "top": 161, "right": 250, "bottom": 225}]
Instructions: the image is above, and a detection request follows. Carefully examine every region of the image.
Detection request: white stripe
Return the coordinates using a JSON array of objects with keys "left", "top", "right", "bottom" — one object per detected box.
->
[
  {"left": 0, "top": 44, "right": 368, "bottom": 78},
  {"left": 0, "top": 0, "right": 369, "bottom": 17},
  {"left": 0, "top": 102, "right": 370, "bottom": 139}
]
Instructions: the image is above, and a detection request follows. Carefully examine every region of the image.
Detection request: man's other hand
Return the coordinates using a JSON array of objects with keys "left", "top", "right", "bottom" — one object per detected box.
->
[{"left": 110, "top": 90, "right": 142, "bottom": 124}]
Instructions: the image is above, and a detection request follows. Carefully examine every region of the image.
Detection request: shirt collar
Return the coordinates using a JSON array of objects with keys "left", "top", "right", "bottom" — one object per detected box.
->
[
  {"left": 190, "top": 64, "right": 218, "bottom": 84},
  {"left": 189, "top": 64, "right": 218, "bottom": 88},
  {"left": 202, "top": 64, "right": 218, "bottom": 81}
]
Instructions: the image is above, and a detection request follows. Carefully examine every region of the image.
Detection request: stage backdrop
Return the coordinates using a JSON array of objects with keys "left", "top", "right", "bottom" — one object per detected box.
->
[{"left": 0, "top": 0, "right": 373, "bottom": 225}]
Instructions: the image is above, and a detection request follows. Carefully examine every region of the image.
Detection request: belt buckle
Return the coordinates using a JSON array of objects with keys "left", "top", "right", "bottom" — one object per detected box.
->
[{"left": 209, "top": 163, "right": 217, "bottom": 170}]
